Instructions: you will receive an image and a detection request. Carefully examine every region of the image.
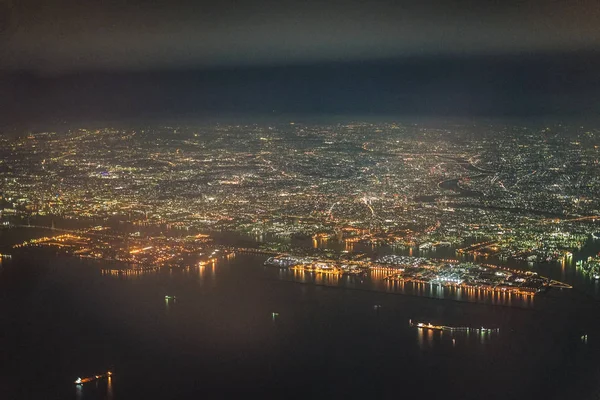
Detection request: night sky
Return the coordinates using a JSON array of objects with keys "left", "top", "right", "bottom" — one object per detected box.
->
[{"left": 2, "top": 0, "right": 600, "bottom": 127}]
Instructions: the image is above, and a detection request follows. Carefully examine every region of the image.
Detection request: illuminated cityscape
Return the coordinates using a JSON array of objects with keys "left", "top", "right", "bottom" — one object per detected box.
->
[
  {"left": 2, "top": 121, "right": 597, "bottom": 307},
  {"left": 1, "top": 122, "right": 599, "bottom": 263},
  {"left": 3, "top": 0, "right": 600, "bottom": 397}
]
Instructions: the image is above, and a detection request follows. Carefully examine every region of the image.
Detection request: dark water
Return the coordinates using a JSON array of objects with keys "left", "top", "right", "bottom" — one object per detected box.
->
[{"left": 1, "top": 253, "right": 600, "bottom": 400}]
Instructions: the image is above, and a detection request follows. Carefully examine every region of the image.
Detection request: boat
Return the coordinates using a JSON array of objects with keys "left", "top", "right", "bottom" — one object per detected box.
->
[
  {"left": 409, "top": 319, "right": 499, "bottom": 333},
  {"left": 409, "top": 319, "right": 444, "bottom": 331},
  {"left": 415, "top": 322, "right": 443, "bottom": 331},
  {"left": 74, "top": 371, "right": 112, "bottom": 385},
  {"left": 165, "top": 295, "right": 176, "bottom": 300}
]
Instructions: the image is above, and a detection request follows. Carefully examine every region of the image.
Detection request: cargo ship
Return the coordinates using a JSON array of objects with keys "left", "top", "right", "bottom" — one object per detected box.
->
[
  {"left": 410, "top": 321, "right": 444, "bottom": 331},
  {"left": 74, "top": 371, "right": 112, "bottom": 385},
  {"left": 409, "top": 319, "right": 498, "bottom": 333}
]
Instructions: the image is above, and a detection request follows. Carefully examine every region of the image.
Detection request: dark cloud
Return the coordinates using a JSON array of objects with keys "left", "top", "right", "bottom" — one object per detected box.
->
[
  {"left": 2, "top": 0, "right": 600, "bottom": 126},
  {"left": 2, "top": 53, "right": 600, "bottom": 128},
  {"left": 2, "top": 0, "right": 600, "bottom": 73}
]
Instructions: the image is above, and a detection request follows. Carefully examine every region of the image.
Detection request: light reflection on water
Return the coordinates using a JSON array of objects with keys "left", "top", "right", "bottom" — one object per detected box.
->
[
  {"left": 417, "top": 327, "right": 424, "bottom": 349},
  {"left": 415, "top": 326, "right": 499, "bottom": 350},
  {"left": 267, "top": 266, "right": 536, "bottom": 308},
  {"left": 198, "top": 264, "right": 205, "bottom": 283},
  {"left": 107, "top": 377, "right": 113, "bottom": 400},
  {"left": 426, "top": 328, "right": 434, "bottom": 347},
  {"left": 75, "top": 384, "right": 83, "bottom": 400}
]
